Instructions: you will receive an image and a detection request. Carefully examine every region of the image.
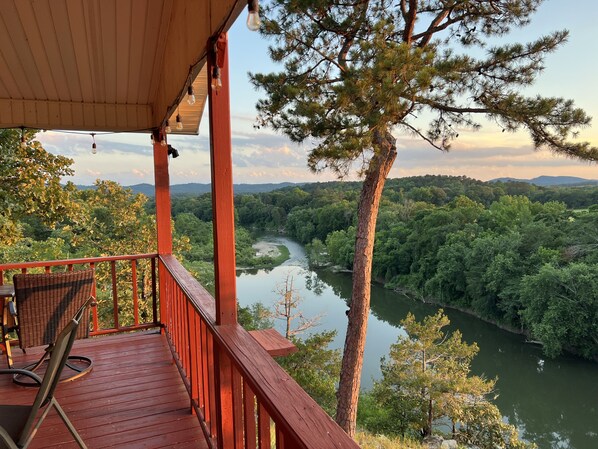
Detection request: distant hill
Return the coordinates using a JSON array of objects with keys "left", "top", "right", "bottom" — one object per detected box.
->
[
  {"left": 490, "top": 176, "right": 598, "bottom": 186},
  {"left": 76, "top": 182, "right": 301, "bottom": 196}
]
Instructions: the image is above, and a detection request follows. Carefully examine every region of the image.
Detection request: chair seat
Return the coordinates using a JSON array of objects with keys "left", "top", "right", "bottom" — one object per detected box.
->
[{"left": 0, "top": 405, "right": 31, "bottom": 447}]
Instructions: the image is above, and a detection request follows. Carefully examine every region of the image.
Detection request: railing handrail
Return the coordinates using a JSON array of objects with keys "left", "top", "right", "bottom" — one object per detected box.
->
[
  {"left": 0, "top": 253, "right": 159, "bottom": 271},
  {"left": 159, "top": 254, "right": 360, "bottom": 449}
]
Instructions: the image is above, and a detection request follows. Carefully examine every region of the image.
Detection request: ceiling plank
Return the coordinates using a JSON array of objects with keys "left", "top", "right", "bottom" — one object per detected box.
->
[
  {"left": 0, "top": 99, "right": 152, "bottom": 131},
  {"left": 116, "top": 0, "right": 132, "bottom": 105},
  {"left": 127, "top": 0, "right": 148, "bottom": 105},
  {"left": 14, "top": 0, "right": 59, "bottom": 100},
  {"left": 0, "top": 4, "right": 30, "bottom": 99},
  {"left": 3, "top": 1, "right": 45, "bottom": 99},
  {"left": 66, "top": 0, "right": 94, "bottom": 103},
  {"left": 51, "top": 0, "right": 83, "bottom": 102},
  {"left": 33, "top": 0, "right": 71, "bottom": 101},
  {"left": 99, "top": 0, "right": 117, "bottom": 105}
]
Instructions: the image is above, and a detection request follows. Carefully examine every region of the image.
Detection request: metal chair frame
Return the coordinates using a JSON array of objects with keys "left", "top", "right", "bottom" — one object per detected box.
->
[{"left": 0, "top": 297, "right": 92, "bottom": 449}]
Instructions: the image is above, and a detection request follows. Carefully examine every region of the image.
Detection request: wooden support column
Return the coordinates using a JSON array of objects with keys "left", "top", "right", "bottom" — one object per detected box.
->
[
  {"left": 208, "top": 34, "right": 237, "bottom": 326},
  {"left": 153, "top": 129, "right": 172, "bottom": 329},
  {"left": 209, "top": 33, "right": 237, "bottom": 449},
  {"left": 153, "top": 129, "right": 173, "bottom": 255}
]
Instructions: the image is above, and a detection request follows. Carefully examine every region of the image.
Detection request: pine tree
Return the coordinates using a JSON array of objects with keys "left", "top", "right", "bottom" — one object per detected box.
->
[{"left": 251, "top": 0, "right": 598, "bottom": 435}]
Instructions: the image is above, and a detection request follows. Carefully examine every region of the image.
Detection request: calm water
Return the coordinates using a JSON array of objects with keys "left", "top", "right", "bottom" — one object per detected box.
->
[{"left": 236, "top": 237, "right": 598, "bottom": 449}]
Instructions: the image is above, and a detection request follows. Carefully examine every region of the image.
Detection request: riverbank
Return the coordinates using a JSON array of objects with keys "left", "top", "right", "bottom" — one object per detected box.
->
[{"left": 239, "top": 239, "right": 290, "bottom": 269}]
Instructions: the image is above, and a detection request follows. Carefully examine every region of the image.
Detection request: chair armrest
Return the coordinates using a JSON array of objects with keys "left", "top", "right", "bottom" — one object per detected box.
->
[
  {"left": 0, "top": 368, "right": 42, "bottom": 385},
  {"left": 0, "top": 425, "right": 19, "bottom": 449}
]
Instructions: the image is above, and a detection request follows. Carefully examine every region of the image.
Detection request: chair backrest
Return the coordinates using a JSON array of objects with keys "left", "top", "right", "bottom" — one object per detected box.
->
[
  {"left": 13, "top": 270, "right": 94, "bottom": 349},
  {"left": 18, "top": 296, "right": 93, "bottom": 446}
]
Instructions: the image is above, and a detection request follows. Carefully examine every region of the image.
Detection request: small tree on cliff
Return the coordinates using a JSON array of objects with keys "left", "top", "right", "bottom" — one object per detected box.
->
[{"left": 251, "top": 0, "right": 598, "bottom": 435}]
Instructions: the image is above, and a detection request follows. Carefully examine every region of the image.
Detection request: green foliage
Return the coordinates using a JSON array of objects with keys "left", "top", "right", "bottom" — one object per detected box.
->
[
  {"left": 371, "top": 311, "right": 533, "bottom": 449},
  {"left": 373, "top": 311, "right": 493, "bottom": 437},
  {"left": 326, "top": 227, "right": 356, "bottom": 269},
  {"left": 227, "top": 175, "right": 598, "bottom": 360},
  {"left": 521, "top": 263, "right": 598, "bottom": 359},
  {"left": 0, "top": 129, "right": 76, "bottom": 245},
  {"left": 457, "top": 401, "right": 536, "bottom": 449},
  {"left": 237, "top": 302, "right": 274, "bottom": 331},
  {"left": 305, "top": 238, "right": 328, "bottom": 268}
]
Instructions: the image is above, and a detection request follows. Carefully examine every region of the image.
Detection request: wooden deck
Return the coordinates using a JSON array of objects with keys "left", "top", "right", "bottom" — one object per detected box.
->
[{"left": 0, "top": 331, "right": 209, "bottom": 449}]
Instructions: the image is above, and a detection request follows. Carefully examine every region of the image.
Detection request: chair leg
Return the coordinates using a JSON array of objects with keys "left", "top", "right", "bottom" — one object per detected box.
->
[
  {"left": 52, "top": 400, "right": 88, "bottom": 449},
  {"left": 2, "top": 338, "right": 13, "bottom": 369},
  {"left": 0, "top": 425, "right": 19, "bottom": 449}
]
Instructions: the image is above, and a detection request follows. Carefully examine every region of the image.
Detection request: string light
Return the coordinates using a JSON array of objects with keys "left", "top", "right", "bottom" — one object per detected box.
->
[
  {"left": 161, "top": 136, "right": 167, "bottom": 147},
  {"left": 246, "top": 0, "right": 261, "bottom": 31},
  {"left": 176, "top": 113, "right": 183, "bottom": 130},
  {"left": 20, "top": 127, "right": 27, "bottom": 149},
  {"left": 211, "top": 66, "right": 222, "bottom": 92},
  {"left": 90, "top": 133, "right": 97, "bottom": 154},
  {"left": 164, "top": 120, "right": 172, "bottom": 133},
  {"left": 187, "top": 86, "right": 196, "bottom": 105}
]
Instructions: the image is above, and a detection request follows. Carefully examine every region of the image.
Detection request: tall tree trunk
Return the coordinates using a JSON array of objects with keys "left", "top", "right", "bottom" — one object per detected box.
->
[
  {"left": 427, "top": 398, "right": 433, "bottom": 437},
  {"left": 335, "top": 129, "right": 397, "bottom": 436}
]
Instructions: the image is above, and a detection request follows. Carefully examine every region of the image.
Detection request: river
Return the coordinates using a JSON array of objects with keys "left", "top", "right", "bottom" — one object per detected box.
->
[{"left": 236, "top": 237, "right": 598, "bottom": 449}]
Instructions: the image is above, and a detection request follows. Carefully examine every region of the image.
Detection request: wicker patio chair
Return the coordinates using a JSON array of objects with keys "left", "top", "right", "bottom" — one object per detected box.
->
[
  {"left": 0, "top": 296, "right": 92, "bottom": 449},
  {"left": 8, "top": 269, "right": 95, "bottom": 385}
]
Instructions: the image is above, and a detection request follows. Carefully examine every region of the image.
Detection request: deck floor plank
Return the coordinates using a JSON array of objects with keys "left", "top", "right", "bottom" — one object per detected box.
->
[{"left": 0, "top": 331, "right": 209, "bottom": 449}]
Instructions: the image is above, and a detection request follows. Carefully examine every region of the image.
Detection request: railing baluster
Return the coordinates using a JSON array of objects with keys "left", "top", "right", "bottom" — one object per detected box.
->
[
  {"left": 110, "top": 260, "right": 119, "bottom": 329},
  {"left": 131, "top": 259, "right": 139, "bottom": 325},
  {"left": 243, "top": 382, "right": 257, "bottom": 449},
  {"left": 207, "top": 331, "right": 217, "bottom": 440},
  {"left": 188, "top": 305, "right": 199, "bottom": 414},
  {"left": 151, "top": 257, "right": 157, "bottom": 325},
  {"left": 90, "top": 262, "right": 99, "bottom": 332},
  {"left": 232, "top": 367, "right": 244, "bottom": 449},
  {"left": 201, "top": 320, "right": 209, "bottom": 420},
  {"left": 257, "top": 402, "right": 271, "bottom": 449}
]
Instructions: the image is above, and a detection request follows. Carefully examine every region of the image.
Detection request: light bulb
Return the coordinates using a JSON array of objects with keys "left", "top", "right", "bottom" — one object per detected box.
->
[
  {"left": 246, "top": 11, "right": 261, "bottom": 31},
  {"left": 161, "top": 137, "right": 167, "bottom": 147},
  {"left": 165, "top": 120, "right": 172, "bottom": 133},
  {"left": 20, "top": 136, "right": 27, "bottom": 149},
  {"left": 246, "top": 0, "right": 261, "bottom": 31},
  {"left": 187, "top": 86, "right": 196, "bottom": 105},
  {"left": 91, "top": 142, "right": 97, "bottom": 154},
  {"left": 211, "top": 67, "right": 222, "bottom": 92},
  {"left": 176, "top": 114, "right": 184, "bottom": 130}
]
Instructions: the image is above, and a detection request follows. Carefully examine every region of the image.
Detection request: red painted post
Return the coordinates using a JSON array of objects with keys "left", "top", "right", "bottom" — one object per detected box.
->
[
  {"left": 153, "top": 129, "right": 172, "bottom": 329},
  {"left": 208, "top": 33, "right": 237, "bottom": 326},
  {"left": 209, "top": 33, "right": 238, "bottom": 449},
  {"left": 153, "top": 129, "right": 173, "bottom": 255}
]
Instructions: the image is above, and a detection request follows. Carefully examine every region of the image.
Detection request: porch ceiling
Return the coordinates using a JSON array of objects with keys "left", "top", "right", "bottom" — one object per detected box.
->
[{"left": 0, "top": 0, "right": 244, "bottom": 135}]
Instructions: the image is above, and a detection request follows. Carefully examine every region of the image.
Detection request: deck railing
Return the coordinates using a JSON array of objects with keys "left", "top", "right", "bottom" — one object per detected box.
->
[
  {"left": 159, "top": 255, "right": 359, "bottom": 449},
  {"left": 0, "top": 254, "right": 159, "bottom": 335},
  {"left": 1, "top": 253, "right": 359, "bottom": 448}
]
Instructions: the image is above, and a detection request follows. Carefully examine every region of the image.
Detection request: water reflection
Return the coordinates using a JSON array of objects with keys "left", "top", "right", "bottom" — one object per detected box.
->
[{"left": 236, "top": 237, "right": 598, "bottom": 449}]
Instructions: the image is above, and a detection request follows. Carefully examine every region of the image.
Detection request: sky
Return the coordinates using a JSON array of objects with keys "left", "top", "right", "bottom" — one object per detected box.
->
[{"left": 38, "top": 0, "right": 598, "bottom": 186}]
